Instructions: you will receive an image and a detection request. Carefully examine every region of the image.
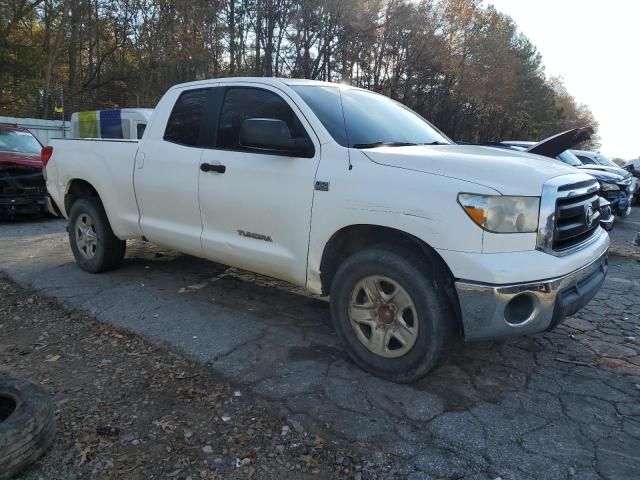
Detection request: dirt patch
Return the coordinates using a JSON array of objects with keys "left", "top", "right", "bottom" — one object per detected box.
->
[{"left": 0, "top": 276, "right": 387, "bottom": 480}]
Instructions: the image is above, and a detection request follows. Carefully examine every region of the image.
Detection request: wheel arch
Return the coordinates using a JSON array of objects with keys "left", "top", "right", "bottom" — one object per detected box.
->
[
  {"left": 64, "top": 178, "right": 101, "bottom": 215},
  {"left": 318, "top": 224, "right": 463, "bottom": 333}
]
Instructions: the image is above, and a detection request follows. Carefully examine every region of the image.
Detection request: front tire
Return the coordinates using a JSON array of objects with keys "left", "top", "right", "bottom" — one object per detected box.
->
[
  {"left": 68, "top": 198, "right": 126, "bottom": 273},
  {"left": 330, "top": 246, "right": 456, "bottom": 383}
]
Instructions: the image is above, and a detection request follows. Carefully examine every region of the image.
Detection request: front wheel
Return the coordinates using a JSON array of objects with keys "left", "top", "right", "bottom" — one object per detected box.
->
[
  {"left": 68, "top": 198, "right": 126, "bottom": 273},
  {"left": 330, "top": 246, "right": 456, "bottom": 383}
]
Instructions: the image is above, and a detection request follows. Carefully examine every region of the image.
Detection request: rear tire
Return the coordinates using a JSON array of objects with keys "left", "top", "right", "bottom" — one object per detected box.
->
[
  {"left": 68, "top": 197, "right": 126, "bottom": 273},
  {"left": 330, "top": 246, "right": 456, "bottom": 383}
]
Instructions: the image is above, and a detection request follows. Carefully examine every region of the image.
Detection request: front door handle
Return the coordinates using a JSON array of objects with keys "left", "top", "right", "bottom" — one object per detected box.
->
[{"left": 200, "top": 163, "right": 226, "bottom": 174}]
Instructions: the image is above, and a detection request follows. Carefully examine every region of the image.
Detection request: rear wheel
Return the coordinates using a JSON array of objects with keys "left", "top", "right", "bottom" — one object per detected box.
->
[
  {"left": 330, "top": 246, "right": 456, "bottom": 383},
  {"left": 68, "top": 198, "right": 125, "bottom": 273}
]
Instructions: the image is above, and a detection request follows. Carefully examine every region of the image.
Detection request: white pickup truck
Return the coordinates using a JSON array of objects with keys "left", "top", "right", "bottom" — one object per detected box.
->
[{"left": 44, "top": 77, "right": 609, "bottom": 382}]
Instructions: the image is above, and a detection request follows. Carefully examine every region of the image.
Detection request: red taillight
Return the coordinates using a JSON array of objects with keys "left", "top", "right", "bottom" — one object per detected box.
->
[{"left": 41, "top": 146, "right": 53, "bottom": 166}]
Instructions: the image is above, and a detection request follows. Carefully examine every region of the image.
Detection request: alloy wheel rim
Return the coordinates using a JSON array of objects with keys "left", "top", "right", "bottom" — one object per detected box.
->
[
  {"left": 348, "top": 275, "right": 419, "bottom": 358},
  {"left": 75, "top": 213, "right": 98, "bottom": 259}
]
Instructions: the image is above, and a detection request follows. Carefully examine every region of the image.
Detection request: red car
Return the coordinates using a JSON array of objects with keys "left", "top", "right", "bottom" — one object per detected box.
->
[{"left": 0, "top": 124, "right": 52, "bottom": 218}]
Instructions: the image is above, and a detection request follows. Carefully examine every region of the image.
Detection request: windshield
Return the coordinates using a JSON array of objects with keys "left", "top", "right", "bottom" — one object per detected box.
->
[
  {"left": 556, "top": 150, "right": 583, "bottom": 167},
  {"left": 292, "top": 85, "right": 450, "bottom": 148},
  {"left": 595, "top": 153, "right": 618, "bottom": 168},
  {"left": 0, "top": 128, "right": 41, "bottom": 154}
]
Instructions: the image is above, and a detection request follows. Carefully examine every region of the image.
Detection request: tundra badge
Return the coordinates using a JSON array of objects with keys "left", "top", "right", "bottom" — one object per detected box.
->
[{"left": 238, "top": 230, "right": 273, "bottom": 242}]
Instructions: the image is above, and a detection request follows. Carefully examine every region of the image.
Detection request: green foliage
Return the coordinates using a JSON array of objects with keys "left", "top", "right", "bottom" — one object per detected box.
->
[{"left": 0, "top": 0, "right": 597, "bottom": 144}]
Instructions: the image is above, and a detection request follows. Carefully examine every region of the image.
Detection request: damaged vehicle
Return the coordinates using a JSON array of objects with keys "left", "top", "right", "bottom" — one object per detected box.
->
[
  {"left": 492, "top": 128, "right": 631, "bottom": 220},
  {"left": 544, "top": 150, "right": 626, "bottom": 223},
  {"left": 571, "top": 148, "right": 638, "bottom": 207},
  {"left": 625, "top": 159, "right": 640, "bottom": 204},
  {"left": 0, "top": 124, "right": 52, "bottom": 219}
]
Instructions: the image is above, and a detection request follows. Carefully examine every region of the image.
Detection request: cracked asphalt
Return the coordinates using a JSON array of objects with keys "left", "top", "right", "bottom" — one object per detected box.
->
[{"left": 1, "top": 210, "right": 639, "bottom": 480}]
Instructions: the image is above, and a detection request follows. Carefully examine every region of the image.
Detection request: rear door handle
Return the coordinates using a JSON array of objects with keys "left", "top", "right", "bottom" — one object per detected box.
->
[{"left": 200, "top": 163, "right": 226, "bottom": 174}]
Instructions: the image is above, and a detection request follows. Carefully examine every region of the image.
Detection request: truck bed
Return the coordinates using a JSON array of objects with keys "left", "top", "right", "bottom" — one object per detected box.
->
[{"left": 45, "top": 138, "right": 143, "bottom": 239}]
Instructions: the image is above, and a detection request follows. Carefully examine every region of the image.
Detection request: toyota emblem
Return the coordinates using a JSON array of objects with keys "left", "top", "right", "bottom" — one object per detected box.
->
[{"left": 585, "top": 205, "right": 595, "bottom": 227}]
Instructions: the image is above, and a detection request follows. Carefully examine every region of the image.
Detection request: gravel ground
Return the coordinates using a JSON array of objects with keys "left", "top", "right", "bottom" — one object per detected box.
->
[{"left": 0, "top": 276, "right": 390, "bottom": 480}]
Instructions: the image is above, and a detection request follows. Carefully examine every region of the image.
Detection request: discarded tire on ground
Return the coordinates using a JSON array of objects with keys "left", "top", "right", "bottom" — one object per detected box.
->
[{"left": 0, "top": 373, "right": 55, "bottom": 480}]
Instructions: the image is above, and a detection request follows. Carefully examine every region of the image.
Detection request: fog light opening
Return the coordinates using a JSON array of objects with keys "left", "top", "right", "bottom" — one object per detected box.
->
[
  {"left": 504, "top": 294, "right": 536, "bottom": 326},
  {"left": 0, "top": 395, "right": 17, "bottom": 422}
]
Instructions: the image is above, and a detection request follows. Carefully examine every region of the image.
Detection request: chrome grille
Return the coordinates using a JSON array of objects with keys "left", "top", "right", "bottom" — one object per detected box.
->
[
  {"left": 554, "top": 191, "right": 600, "bottom": 251},
  {"left": 537, "top": 174, "right": 602, "bottom": 256}
]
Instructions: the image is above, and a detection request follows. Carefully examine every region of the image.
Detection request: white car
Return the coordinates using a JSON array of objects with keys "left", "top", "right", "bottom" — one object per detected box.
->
[{"left": 43, "top": 78, "right": 609, "bottom": 382}]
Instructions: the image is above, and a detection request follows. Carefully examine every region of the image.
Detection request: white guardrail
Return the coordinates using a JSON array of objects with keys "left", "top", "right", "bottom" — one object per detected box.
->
[{"left": 0, "top": 116, "right": 69, "bottom": 145}]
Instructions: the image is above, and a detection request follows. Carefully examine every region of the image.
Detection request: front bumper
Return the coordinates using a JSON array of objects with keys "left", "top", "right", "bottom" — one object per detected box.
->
[
  {"left": 615, "top": 191, "right": 632, "bottom": 217},
  {"left": 0, "top": 167, "right": 48, "bottom": 217},
  {"left": 0, "top": 193, "right": 47, "bottom": 217},
  {"left": 598, "top": 198, "right": 615, "bottom": 231},
  {"left": 600, "top": 213, "right": 615, "bottom": 231},
  {"left": 455, "top": 250, "right": 608, "bottom": 341}
]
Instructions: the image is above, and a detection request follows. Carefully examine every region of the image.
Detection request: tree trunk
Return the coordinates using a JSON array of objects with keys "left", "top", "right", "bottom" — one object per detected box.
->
[{"left": 229, "top": 0, "right": 236, "bottom": 74}]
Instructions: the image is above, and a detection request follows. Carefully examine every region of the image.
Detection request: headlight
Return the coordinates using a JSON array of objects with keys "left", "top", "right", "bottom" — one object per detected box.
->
[
  {"left": 458, "top": 193, "right": 540, "bottom": 233},
  {"left": 600, "top": 183, "right": 620, "bottom": 191}
]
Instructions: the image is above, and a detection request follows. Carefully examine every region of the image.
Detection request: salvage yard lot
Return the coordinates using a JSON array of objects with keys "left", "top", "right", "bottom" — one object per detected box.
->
[{"left": 1, "top": 212, "right": 640, "bottom": 479}]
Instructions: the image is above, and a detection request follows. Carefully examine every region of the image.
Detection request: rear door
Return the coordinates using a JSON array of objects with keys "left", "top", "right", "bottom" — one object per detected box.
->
[
  {"left": 198, "top": 84, "right": 321, "bottom": 285},
  {"left": 134, "top": 87, "right": 210, "bottom": 256}
]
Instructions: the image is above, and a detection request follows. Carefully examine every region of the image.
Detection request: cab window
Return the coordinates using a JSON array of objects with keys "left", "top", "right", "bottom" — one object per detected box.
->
[
  {"left": 164, "top": 88, "right": 209, "bottom": 147},
  {"left": 216, "top": 87, "right": 309, "bottom": 152}
]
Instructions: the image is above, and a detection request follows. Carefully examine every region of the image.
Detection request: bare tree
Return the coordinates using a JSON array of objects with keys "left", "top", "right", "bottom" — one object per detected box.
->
[{"left": 0, "top": 0, "right": 598, "bottom": 143}]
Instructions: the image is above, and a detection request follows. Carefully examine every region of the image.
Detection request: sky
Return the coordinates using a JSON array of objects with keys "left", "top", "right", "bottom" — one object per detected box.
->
[{"left": 486, "top": 0, "right": 640, "bottom": 160}]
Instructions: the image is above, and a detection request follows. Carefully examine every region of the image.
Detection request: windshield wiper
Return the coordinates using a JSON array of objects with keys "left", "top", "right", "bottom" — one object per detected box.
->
[{"left": 352, "top": 141, "right": 418, "bottom": 149}]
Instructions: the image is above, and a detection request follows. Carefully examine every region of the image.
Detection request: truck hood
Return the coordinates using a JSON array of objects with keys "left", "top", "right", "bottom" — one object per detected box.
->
[
  {"left": 578, "top": 164, "right": 629, "bottom": 180},
  {"left": 361, "top": 144, "right": 577, "bottom": 195},
  {"left": 526, "top": 127, "right": 594, "bottom": 158},
  {"left": 578, "top": 168, "right": 623, "bottom": 183},
  {"left": 0, "top": 151, "right": 42, "bottom": 170}
]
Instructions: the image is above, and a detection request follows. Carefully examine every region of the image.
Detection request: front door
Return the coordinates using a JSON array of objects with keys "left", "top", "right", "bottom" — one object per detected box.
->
[{"left": 198, "top": 84, "right": 321, "bottom": 286}]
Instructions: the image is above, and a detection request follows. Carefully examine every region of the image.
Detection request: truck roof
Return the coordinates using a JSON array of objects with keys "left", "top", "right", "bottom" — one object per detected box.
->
[{"left": 169, "top": 77, "right": 357, "bottom": 91}]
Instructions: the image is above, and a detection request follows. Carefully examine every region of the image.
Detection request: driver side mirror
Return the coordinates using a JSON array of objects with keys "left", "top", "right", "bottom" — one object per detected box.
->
[{"left": 239, "top": 118, "right": 313, "bottom": 157}]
